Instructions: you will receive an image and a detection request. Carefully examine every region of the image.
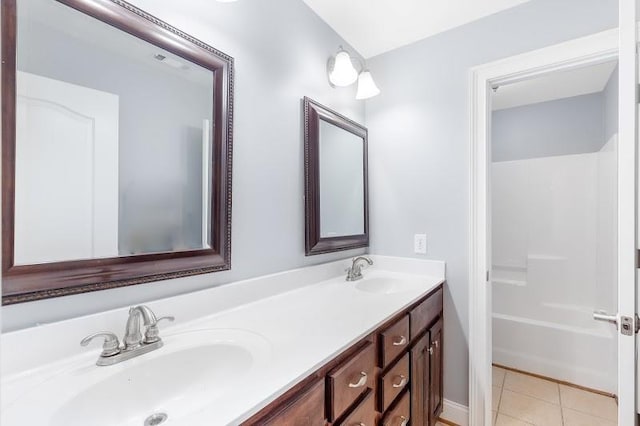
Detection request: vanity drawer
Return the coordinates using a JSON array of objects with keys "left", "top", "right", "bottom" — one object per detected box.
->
[
  {"left": 328, "top": 341, "right": 376, "bottom": 421},
  {"left": 261, "top": 379, "right": 325, "bottom": 426},
  {"left": 410, "top": 288, "right": 443, "bottom": 339},
  {"left": 380, "top": 315, "right": 409, "bottom": 367},
  {"left": 379, "top": 353, "right": 410, "bottom": 412},
  {"left": 381, "top": 389, "right": 410, "bottom": 426},
  {"left": 335, "top": 390, "right": 376, "bottom": 426}
]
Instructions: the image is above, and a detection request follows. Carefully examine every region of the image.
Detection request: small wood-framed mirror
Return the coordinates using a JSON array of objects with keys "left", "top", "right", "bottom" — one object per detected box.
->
[
  {"left": 2, "top": 0, "right": 234, "bottom": 304},
  {"left": 303, "top": 97, "right": 369, "bottom": 255}
]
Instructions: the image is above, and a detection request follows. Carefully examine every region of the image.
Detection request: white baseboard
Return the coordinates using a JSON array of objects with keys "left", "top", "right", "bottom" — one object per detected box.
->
[{"left": 440, "top": 399, "right": 469, "bottom": 426}]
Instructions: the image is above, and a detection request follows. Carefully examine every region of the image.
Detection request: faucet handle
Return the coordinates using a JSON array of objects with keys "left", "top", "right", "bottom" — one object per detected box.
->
[
  {"left": 143, "top": 316, "right": 175, "bottom": 344},
  {"left": 80, "top": 331, "right": 121, "bottom": 357},
  {"left": 156, "top": 316, "right": 175, "bottom": 325}
]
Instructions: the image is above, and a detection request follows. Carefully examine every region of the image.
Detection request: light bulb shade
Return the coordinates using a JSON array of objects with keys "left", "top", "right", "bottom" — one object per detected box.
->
[
  {"left": 355, "top": 70, "right": 380, "bottom": 99},
  {"left": 329, "top": 50, "right": 358, "bottom": 87}
]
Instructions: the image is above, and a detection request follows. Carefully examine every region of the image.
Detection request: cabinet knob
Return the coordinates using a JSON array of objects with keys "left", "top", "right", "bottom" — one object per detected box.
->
[
  {"left": 432, "top": 340, "right": 439, "bottom": 348},
  {"left": 348, "top": 371, "right": 368, "bottom": 388},
  {"left": 392, "top": 374, "right": 408, "bottom": 388},
  {"left": 392, "top": 335, "right": 407, "bottom": 346},
  {"left": 428, "top": 346, "right": 434, "bottom": 356}
]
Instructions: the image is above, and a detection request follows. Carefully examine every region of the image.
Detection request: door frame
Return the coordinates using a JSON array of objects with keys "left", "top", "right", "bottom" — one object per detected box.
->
[{"left": 467, "top": 26, "right": 634, "bottom": 425}]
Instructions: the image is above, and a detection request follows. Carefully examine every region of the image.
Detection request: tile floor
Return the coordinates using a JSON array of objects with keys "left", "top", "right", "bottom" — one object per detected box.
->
[{"left": 491, "top": 366, "right": 617, "bottom": 426}]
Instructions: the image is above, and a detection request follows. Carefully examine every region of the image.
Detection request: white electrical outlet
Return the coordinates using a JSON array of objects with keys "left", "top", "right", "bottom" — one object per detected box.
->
[{"left": 414, "top": 234, "right": 427, "bottom": 254}]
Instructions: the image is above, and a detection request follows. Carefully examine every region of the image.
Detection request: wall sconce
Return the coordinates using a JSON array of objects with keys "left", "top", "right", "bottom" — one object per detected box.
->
[{"left": 328, "top": 46, "right": 380, "bottom": 100}]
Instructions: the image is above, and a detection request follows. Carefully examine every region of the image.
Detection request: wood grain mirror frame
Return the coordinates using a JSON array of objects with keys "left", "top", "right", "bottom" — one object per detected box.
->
[
  {"left": 303, "top": 97, "right": 369, "bottom": 256},
  {"left": 1, "top": 0, "right": 234, "bottom": 304}
]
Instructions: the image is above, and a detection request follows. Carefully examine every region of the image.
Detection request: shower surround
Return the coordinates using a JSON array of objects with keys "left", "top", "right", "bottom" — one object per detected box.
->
[{"left": 491, "top": 136, "right": 618, "bottom": 393}]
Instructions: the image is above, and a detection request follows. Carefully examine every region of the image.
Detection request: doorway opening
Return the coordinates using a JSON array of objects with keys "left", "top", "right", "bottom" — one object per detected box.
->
[
  {"left": 489, "top": 59, "right": 619, "bottom": 425},
  {"left": 467, "top": 23, "right": 638, "bottom": 426}
]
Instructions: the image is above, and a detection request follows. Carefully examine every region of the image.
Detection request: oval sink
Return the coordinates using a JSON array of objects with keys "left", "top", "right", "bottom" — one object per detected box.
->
[
  {"left": 355, "top": 276, "right": 425, "bottom": 294},
  {"left": 2, "top": 328, "right": 271, "bottom": 426}
]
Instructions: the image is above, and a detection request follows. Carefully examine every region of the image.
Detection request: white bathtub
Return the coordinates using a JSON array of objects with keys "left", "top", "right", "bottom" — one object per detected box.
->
[{"left": 492, "top": 311, "right": 617, "bottom": 393}]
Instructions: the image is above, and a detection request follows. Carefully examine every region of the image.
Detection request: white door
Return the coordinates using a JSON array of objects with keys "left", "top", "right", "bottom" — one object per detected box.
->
[
  {"left": 616, "top": 0, "right": 638, "bottom": 423},
  {"left": 15, "top": 71, "right": 119, "bottom": 265}
]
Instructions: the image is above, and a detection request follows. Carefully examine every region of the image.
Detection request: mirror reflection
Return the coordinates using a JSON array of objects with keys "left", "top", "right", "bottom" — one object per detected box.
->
[
  {"left": 318, "top": 120, "right": 365, "bottom": 237},
  {"left": 15, "top": 0, "right": 214, "bottom": 265}
]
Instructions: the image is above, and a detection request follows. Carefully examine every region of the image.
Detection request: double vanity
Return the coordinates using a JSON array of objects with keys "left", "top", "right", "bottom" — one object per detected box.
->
[
  {"left": 1, "top": 256, "right": 445, "bottom": 425},
  {"left": 1, "top": 1, "right": 445, "bottom": 425}
]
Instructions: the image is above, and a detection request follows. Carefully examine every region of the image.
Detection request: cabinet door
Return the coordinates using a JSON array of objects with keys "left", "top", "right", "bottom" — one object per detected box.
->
[
  {"left": 429, "top": 318, "right": 443, "bottom": 424},
  {"left": 410, "top": 332, "right": 430, "bottom": 426}
]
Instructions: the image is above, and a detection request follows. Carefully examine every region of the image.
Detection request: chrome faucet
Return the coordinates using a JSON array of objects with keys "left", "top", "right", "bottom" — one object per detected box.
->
[
  {"left": 124, "top": 305, "right": 160, "bottom": 349},
  {"left": 81, "top": 305, "right": 174, "bottom": 366},
  {"left": 346, "top": 256, "right": 373, "bottom": 281}
]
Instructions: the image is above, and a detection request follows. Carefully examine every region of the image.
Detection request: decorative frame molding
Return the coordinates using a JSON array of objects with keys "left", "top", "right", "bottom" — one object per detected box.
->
[
  {"left": 303, "top": 97, "right": 369, "bottom": 255},
  {"left": 1, "top": 0, "right": 234, "bottom": 304}
]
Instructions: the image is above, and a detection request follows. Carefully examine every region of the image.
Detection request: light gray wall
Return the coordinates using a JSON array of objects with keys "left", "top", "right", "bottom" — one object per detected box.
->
[
  {"left": 3, "top": 0, "right": 367, "bottom": 331},
  {"left": 366, "top": 0, "right": 617, "bottom": 406},
  {"left": 604, "top": 65, "right": 619, "bottom": 141},
  {"left": 492, "top": 93, "right": 605, "bottom": 162}
]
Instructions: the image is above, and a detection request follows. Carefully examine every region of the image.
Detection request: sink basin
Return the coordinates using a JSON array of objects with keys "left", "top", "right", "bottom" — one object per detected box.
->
[
  {"left": 355, "top": 276, "right": 426, "bottom": 294},
  {"left": 2, "top": 328, "right": 271, "bottom": 426}
]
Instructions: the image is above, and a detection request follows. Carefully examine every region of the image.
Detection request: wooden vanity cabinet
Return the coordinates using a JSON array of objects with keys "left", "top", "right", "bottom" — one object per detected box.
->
[{"left": 243, "top": 283, "right": 444, "bottom": 426}]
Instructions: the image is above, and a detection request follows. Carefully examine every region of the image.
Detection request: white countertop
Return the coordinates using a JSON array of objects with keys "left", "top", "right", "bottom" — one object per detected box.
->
[{"left": 0, "top": 256, "right": 445, "bottom": 426}]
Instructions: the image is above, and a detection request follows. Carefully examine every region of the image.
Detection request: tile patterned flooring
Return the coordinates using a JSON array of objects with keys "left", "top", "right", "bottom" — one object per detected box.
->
[{"left": 491, "top": 366, "right": 617, "bottom": 426}]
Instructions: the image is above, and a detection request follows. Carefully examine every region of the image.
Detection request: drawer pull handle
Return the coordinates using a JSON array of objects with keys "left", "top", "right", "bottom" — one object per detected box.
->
[
  {"left": 348, "top": 371, "right": 368, "bottom": 388},
  {"left": 392, "top": 335, "right": 407, "bottom": 346},
  {"left": 385, "top": 416, "right": 408, "bottom": 426},
  {"left": 392, "top": 374, "right": 407, "bottom": 388}
]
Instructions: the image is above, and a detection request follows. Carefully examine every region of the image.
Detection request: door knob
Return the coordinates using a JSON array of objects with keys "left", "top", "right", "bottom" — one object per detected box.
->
[{"left": 593, "top": 310, "right": 618, "bottom": 328}]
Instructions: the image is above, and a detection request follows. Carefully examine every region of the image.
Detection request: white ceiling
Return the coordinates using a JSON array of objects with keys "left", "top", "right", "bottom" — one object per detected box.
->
[
  {"left": 492, "top": 60, "right": 618, "bottom": 111},
  {"left": 302, "top": 0, "right": 531, "bottom": 58}
]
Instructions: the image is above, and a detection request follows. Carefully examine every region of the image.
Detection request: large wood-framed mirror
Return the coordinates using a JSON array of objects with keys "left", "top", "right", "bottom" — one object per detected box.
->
[
  {"left": 303, "top": 97, "right": 369, "bottom": 255},
  {"left": 1, "top": 0, "right": 234, "bottom": 304}
]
